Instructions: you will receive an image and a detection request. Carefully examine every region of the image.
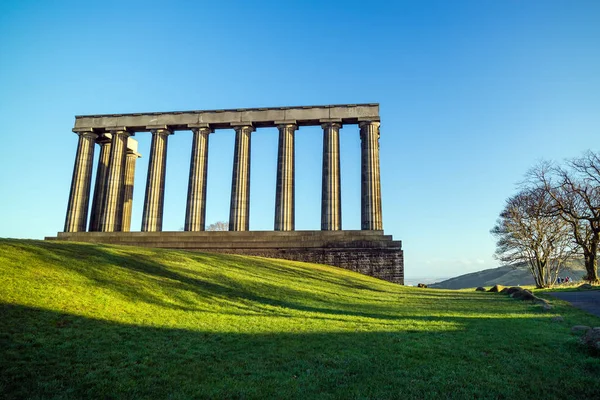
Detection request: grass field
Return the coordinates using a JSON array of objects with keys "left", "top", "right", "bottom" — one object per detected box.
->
[
  {"left": 537, "top": 284, "right": 600, "bottom": 294},
  {"left": 1, "top": 238, "right": 599, "bottom": 399}
]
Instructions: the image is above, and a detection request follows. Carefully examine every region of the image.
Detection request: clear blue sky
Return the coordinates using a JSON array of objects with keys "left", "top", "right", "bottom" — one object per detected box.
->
[{"left": 1, "top": 0, "right": 599, "bottom": 280}]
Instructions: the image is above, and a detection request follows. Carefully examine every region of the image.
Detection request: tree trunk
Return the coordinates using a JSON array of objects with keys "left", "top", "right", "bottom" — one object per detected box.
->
[
  {"left": 585, "top": 252, "right": 599, "bottom": 283},
  {"left": 532, "top": 260, "right": 544, "bottom": 288},
  {"left": 584, "top": 235, "right": 599, "bottom": 282}
]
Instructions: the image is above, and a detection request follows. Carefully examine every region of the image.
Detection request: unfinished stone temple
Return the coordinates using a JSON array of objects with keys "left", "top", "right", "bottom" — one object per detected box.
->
[{"left": 47, "top": 104, "right": 404, "bottom": 284}]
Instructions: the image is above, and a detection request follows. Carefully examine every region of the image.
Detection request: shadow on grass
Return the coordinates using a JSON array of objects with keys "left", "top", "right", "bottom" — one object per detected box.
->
[
  {"left": 3, "top": 240, "right": 533, "bottom": 321},
  {"left": 2, "top": 303, "right": 600, "bottom": 400}
]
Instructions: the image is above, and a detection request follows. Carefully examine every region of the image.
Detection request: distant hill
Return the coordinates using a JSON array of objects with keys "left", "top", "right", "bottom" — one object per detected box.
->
[{"left": 430, "top": 260, "right": 586, "bottom": 289}]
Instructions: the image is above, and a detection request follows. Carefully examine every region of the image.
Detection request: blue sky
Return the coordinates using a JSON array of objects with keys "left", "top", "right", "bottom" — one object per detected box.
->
[{"left": 1, "top": 0, "right": 599, "bottom": 280}]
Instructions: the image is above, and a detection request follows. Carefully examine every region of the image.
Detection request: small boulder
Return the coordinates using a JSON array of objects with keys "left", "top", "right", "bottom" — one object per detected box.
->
[
  {"left": 581, "top": 327, "right": 600, "bottom": 351},
  {"left": 417, "top": 283, "right": 428, "bottom": 288},
  {"left": 475, "top": 287, "right": 486, "bottom": 292},
  {"left": 511, "top": 290, "right": 536, "bottom": 301},
  {"left": 488, "top": 285, "right": 504, "bottom": 293},
  {"left": 571, "top": 325, "right": 591, "bottom": 334},
  {"left": 505, "top": 287, "right": 524, "bottom": 296},
  {"left": 551, "top": 316, "right": 564, "bottom": 323},
  {"left": 579, "top": 283, "right": 594, "bottom": 290}
]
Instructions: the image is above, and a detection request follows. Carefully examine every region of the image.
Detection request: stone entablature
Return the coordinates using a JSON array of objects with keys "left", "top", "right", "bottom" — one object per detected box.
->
[{"left": 73, "top": 104, "right": 379, "bottom": 132}]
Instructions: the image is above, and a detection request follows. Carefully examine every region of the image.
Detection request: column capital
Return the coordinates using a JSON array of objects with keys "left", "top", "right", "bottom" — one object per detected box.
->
[
  {"left": 105, "top": 128, "right": 134, "bottom": 135},
  {"left": 320, "top": 119, "right": 342, "bottom": 129},
  {"left": 231, "top": 123, "right": 255, "bottom": 133},
  {"left": 189, "top": 123, "right": 214, "bottom": 134},
  {"left": 275, "top": 120, "right": 298, "bottom": 130},
  {"left": 359, "top": 120, "right": 381, "bottom": 128},
  {"left": 126, "top": 149, "right": 142, "bottom": 158},
  {"left": 146, "top": 125, "right": 173, "bottom": 135},
  {"left": 72, "top": 127, "right": 95, "bottom": 133},
  {"left": 72, "top": 128, "right": 99, "bottom": 139}
]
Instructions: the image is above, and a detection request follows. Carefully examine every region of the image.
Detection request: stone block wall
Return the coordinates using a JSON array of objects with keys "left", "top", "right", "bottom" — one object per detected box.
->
[
  {"left": 48, "top": 230, "right": 404, "bottom": 284},
  {"left": 211, "top": 247, "right": 404, "bottom": 284}
]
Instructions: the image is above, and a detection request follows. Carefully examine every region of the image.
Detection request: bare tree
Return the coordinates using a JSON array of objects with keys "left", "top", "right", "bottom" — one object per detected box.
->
[
  {"left": 530, "top": 152, "right": 600, "bottom": 282},
  {"left": 491, "top": 187, "right": 574, "bottom": 288},
  {"left": 206, "top": 221, "right": 228, "bottom": 231}
]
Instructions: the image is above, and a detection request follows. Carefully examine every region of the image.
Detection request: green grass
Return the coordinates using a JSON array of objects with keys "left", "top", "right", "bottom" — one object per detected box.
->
[
  {"left": 536, "top": 284, "right": 600, "bottom": 294},
  {"left": 1, "top": 238, "right": 599, "bottom": 399}
]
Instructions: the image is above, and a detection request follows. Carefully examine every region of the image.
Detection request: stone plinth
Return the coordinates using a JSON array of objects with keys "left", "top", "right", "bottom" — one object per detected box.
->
[{"left": 47, "top": 230, "right": 404, "bottom": 284}]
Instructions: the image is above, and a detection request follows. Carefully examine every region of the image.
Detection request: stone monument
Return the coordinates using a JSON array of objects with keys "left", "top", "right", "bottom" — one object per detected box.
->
[{"left": 47, "top": 104, "right": 404, "bottom": 284}]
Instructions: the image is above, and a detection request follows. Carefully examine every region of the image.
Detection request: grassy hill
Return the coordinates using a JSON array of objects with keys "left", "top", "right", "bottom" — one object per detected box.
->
[
  {"left": 1, "top": 239, "right": 599, "bottom": 399},
  {"left": 431, "top": 261, "right": 586, "bottom": 289}
]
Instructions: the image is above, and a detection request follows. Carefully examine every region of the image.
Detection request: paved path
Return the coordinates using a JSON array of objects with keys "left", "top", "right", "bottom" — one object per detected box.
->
[{"left": 549, "top": 291, "right": 600, "bottom": 318}]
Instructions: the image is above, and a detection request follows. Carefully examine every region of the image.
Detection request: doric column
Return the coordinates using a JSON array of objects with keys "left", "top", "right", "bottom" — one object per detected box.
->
[
  {"left": 360, "top": 121, "right": 383, "bottom": 230},
  {"left": 88, "top": 134, "right": 111, "bottom": 232},
  {"left": 122, "top": 143, "right": 141, "bottom": 232},
  {"left": 141, "top": 127, "right": 172, "bottom": 232},
  {"left": 321, "top": 121, "right": 342, "bottom": 230},
  {"left": 274, "top": 122, "right": 297, "bottom": 231},
  {"left": 229, "top": 124, "right": 254, "bottom": 231},
  {"left": 185, "top": 125, "right": 212, "bottom": 231},
  {"left": 64, "top": 129, "right": 98, "bottom": 232},
  {"left": 99, "top": 129, "right": 132, "bottom": 232}
]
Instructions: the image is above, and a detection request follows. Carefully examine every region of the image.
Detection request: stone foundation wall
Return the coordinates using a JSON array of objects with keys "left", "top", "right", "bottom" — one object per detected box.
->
[
  {"left": 48, "top": 230, "right": 404, "bottom": 284},
  {"left": 208, "top": 247, "right": 404, "bottom": 284}
]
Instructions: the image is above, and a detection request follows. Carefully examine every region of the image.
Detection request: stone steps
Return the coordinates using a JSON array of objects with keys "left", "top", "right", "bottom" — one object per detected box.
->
[
  {"left": 55, "top": 229, "right": 386, "bottom": 238},
  {"left": 54, "top": 240, "right": 400, "bottom": 250},
  {"left": 50, "top": 231, "right": 400, "bottom": 249}
]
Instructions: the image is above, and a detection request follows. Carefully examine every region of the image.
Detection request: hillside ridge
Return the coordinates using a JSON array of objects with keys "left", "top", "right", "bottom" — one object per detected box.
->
[{"left": 431, "top": 261, "right": 586, "bottom": 289}]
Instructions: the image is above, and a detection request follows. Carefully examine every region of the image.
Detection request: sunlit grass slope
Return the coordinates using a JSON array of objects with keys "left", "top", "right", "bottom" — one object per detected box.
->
[{"left": 1, "top": 238, "right": 599, "bottom": 399}]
